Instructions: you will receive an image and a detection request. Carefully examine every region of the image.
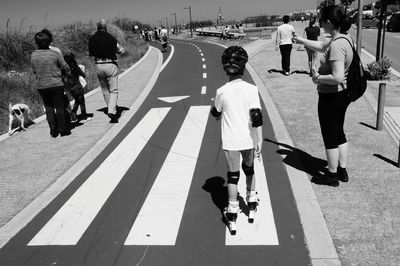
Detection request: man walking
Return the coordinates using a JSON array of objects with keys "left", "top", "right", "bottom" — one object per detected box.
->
[
  {"left": 275, "top": 15, "right": 295, "bottom": 76},
  {"left": 88, "top": 19, "right": 124, "bottom": 123}
]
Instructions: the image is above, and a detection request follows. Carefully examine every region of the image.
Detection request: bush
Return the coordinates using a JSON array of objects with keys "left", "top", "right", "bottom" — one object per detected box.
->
[
  {"left": 367, "top": 57, "right": 392, "bottom": 80},
  {"left": 0, "top": 18, "right": 148, "bottom": 135}
]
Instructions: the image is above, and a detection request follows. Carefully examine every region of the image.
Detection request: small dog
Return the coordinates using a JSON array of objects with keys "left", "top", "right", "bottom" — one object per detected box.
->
[{"left": 8, "top": 103, "right": 32, "bottom": 135}]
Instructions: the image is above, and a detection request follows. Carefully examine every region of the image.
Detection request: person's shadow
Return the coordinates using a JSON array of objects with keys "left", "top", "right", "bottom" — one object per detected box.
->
[
  {"left": 97, "top": 106, "right": 129, "bottom": 119},
  {"left": 267, "top": 69, "right": 286, "bottom": 75},
  {"left": 202, "top": 176, "right": 248, "bottom": 229},
  {"left": 264, "top": 138, "right": 328, "bottom": 180}
]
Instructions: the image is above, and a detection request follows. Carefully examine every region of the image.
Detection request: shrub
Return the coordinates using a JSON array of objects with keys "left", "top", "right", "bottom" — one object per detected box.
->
[
  {"left": 367, "top": 56, "right": 392, "bottom": 80},
  {"left": 0, "top": 18, "right": 148, "bottom": 135}
]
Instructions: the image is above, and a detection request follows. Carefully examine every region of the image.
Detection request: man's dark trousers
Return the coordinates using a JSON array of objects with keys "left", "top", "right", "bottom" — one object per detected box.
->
[{"left": 279, "top": 44, "right": 292, "bottom": 73}]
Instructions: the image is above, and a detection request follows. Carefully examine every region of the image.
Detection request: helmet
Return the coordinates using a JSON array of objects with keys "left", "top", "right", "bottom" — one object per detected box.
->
[{"left": 221, "top": 46, "right": 248, "bottom": 75}]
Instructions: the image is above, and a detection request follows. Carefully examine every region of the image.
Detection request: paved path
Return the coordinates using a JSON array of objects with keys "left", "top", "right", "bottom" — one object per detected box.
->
[{"left": 0, "top": 40, "right": 311, "bottom": 265}]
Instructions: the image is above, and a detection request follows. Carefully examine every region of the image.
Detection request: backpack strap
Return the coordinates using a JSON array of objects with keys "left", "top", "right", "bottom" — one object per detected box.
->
[{"left": 331, "top": 36, "right": 356, "bottom": 90}]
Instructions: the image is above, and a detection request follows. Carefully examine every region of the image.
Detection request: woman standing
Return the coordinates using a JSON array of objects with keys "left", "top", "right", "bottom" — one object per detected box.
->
[
  {"left": 31, "top": 32, "right": 71, "bottom": 137},
  {"left": 293, "top": 5, "right": 353, "bottom": 186}
]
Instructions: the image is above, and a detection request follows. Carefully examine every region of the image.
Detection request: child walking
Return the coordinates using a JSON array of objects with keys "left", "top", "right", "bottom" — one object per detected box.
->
[
  {"left": 211, "top": 46, "right": 264, "bottom": 235},
  {"left": 63, "top": 52, "right": 91, "bottom": 122}
]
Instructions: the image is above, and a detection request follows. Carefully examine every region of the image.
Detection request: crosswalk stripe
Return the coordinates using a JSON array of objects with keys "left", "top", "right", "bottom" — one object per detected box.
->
[
  {"left": 28, "top": 108, "right": 171, "bottom": 246},
  {"left": 124, "top": 106, "right": 210, "bottom": 245},
  {"left": 226, "top": 155, "right": 279, "bottom": 245},
  {"left": 201, "top": 86, "right": 207, "bottom": 94}
]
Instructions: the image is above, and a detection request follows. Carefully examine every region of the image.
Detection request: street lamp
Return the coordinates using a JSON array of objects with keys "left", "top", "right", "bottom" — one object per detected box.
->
[
  {"left": 184, "top": 6, "right": 193, "bottom": 38},
  {"left": 164, "top": 16, "right": 169, "bottom": 38},
  {"left": 171, "top": 13, "right": 177, "bottom": 34}
]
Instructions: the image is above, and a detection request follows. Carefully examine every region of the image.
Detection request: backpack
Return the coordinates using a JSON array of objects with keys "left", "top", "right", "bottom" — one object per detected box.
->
[{"left": 333, "top": 37, "right": 367, "bottom": 102}]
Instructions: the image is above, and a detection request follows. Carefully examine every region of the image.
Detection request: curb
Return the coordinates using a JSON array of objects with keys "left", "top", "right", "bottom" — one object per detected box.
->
[
  {"left": 0, "top": 45, "right": 152, "bottom": 143},
  {"left": 207, "top": 39, "right": 340, "bottom": 265},
  {"left": 0, "top": 46, "right": 163, "bottom": 249}
]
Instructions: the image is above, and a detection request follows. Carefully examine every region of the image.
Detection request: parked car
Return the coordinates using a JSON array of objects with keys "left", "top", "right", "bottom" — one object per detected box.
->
[{"left": 387, "top": 12, "right": 400, "bottom": 32}]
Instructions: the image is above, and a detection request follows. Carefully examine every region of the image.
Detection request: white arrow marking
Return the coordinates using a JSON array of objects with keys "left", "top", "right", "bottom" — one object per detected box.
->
[{"left": 158, "top": 96, "right": 190, "bottom": 103}]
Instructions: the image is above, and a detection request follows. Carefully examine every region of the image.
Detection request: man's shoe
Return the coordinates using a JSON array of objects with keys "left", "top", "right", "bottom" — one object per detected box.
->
[
  {"left": 337, "top": 167, "right": 349, "bottom": 182},
  {"left": 311, "top": 171, "right": 339, "bottom": 187},
  {"left": 108, "top": 113, "right": 118, "bottom": 124},
  {"left": 50, "top": 129, "right": 59, "bottom": 138}
]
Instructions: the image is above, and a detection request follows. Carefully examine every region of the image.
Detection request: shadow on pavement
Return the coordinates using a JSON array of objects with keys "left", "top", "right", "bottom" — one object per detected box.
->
[
  {"left": 373, "top": 154, "right": 399, "bottom": 168},
  {"left": 291, "top": 70, "right": 310, "bottom": 75},
  {"left": 359, "top": 122, "right": 376, "bottom": 131},
  {"left": 96, "top": 106, "right": 130, "bottom": 119},
  {"left": 202, "top": 176, "right": 248, "bottom": 225},
  {"left": 267, "top": 69, "right": 286, "bottom": 75},
  {"left": 264, "top": 138, "right": 327, "bottom": 179}
]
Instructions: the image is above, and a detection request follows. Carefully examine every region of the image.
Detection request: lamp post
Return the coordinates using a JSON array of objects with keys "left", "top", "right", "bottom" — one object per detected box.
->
[
  {"left": 184, "top": 6, "right": 193, "bottom": 38},
  {"left": 164, "top": 16, "right": 169, "bottom": 38},
  {"left": 356, "top": 0, "right": 363, "bottom": 54},
  {"left": 171, "top": 13, "right": 177, "bottom": 34}
]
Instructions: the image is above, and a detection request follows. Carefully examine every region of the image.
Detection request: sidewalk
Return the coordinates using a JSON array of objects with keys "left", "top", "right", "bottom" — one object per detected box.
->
[
  {"left": 0, "top": 46, "right": 162, "bottom": 246},
  {"left": 248, "top": 22, "right": 400, "bottom": 265}
]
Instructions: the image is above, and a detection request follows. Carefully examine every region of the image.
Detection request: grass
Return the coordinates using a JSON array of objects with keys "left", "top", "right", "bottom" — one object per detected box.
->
[{"left": 0, "top": 18, "right": 148, "bottom": 135}]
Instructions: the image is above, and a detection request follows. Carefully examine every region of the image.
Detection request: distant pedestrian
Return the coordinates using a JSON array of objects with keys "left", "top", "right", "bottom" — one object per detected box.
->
[
  {"left": 88, "top": 19, "right": 124, "bottom": 123},
  {"left": 275, "top": 15, "right": 295, "bottom": 76},
  {"left": 293, "top": 5, "right": 353, "bottom": 186},
  {"left": 154, "top": 27, "right": 159, "bottom": 41},
  {"left": 63, "top": 52, "right": 91, "bottom": 122},
  {"left": 303, "top": 17, "right": 320, "bottom": 75},
  {"left": 301, "top": 16, "right": 305, "bottom": 23},
  {"left": 31, "top": 32, "right": 71, "bottom": 137},
  {"left": 211, "top": 46, "right": 263, "bottom": 235}
]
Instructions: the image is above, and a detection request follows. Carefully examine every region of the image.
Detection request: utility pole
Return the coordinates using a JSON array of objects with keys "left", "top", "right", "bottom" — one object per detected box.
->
[
  {"left": 184, "top": 6, "right": 193, "bottom": 38},
  {"left": 171, "top": 13, "right": 177, "bottom": 34},
  {"left": 375, "top": 0, "right": 387, "bottom": 61},
  {"left": 164, "top": 16, "right": 169, "bottom": 38},
  {"left": 356, "top": 0, "right": 363, "bottom": 55}
]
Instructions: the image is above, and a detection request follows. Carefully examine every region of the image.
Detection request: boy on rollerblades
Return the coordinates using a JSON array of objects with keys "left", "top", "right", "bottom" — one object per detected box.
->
[{"left": 211, "top": 46, "right": 263, "bottom": 235}]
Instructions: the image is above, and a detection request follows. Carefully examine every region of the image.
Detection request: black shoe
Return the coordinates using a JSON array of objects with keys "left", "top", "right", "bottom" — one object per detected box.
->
[
  {"left": 108, "top": 113, "right": 118, "bottom": 124},
  {"left": 60, "top": 130, "right": 71, "bottom": 137},
  {"left": 50, "top": 129, "right": 59, "bottom": 138},
  {"left": 337, "top": 167, "right": 349, "bottom": 182},
  {"left": 311, "top": 171, "right": 339, "bottom": 187}
]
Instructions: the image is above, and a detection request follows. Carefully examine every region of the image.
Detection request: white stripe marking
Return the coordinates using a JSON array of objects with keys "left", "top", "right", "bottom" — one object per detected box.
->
[
  {"left": 200, "top": 53, "right": 204, "bottom": 56},
  {"left": 125, "top": 106, "right": 210, "bottom": 245},
  {"left": 28, "top": 108, "right": 171, "bottom": 246},
  {"left": 201, "top": 86, "right": 207, "bottom": 94},
  {"left": 202, "top": 58, "right": 205, "bottom": 62},
  {"left": 203, "top": 73, "right": 207, "bottom": 79},
  {"left": 161, "top": 44, "right": 175, "bottom": 72},
  {"left": 199, "top": 50, "right": 202, "bottom": 52},
  {"left": 226, "top": 156, "right": 279, "bottom": 245},
  {"left": 203, "top": 64, "right": 206, "bottom": 69}
]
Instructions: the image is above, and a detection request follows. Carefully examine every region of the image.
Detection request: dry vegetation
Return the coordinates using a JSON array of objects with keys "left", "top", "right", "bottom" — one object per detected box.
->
[{"left": 0, "top": 17, "right": 149, "bottom": 134}]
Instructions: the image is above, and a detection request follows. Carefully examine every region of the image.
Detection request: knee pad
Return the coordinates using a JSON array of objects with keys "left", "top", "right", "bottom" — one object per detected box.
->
[
  {"left": 227, "top": 171, "right": 240, "bottom": 185},
  {"left": 241, "top": 163, "right": 254, "bottom": 176}
]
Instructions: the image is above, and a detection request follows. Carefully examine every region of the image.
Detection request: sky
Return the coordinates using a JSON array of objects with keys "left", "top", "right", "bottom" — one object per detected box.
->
[{"left": 0, "top": 0, "right": 318, "bottom": 31}]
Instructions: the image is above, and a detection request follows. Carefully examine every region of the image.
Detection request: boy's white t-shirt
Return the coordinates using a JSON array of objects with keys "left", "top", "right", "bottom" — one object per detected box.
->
[
  {"left": 214, "top": 78, "right": 262, "bottom": 151},
  {"left": 277, "top": 23, "right": 295, "bottom": 45}
]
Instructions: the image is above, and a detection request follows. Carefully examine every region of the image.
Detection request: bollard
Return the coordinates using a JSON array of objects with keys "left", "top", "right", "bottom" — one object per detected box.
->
[
  {"left": 376, "top": 82, "right": 386, "bottom": 131},
  {"left": 398, "top": 143, "right": 400, "bottom": 168}
]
